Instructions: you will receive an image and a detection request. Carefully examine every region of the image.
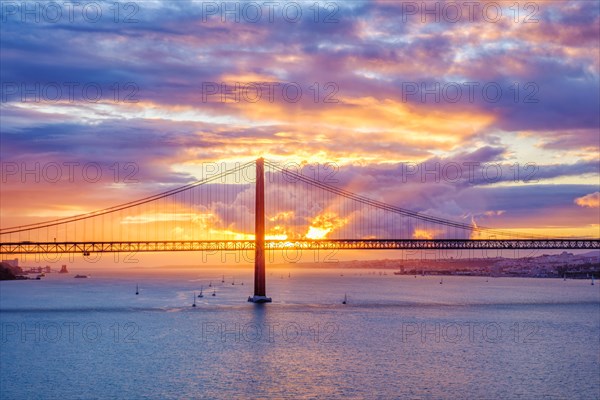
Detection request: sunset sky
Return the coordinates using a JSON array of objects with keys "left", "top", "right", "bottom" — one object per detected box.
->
[{"left": 1, "top": 0, "right": 599, "bottom": 252}]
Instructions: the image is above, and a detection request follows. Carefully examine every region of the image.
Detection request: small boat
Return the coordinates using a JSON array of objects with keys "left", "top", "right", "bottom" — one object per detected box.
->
[
  {"left": 221, "top": 275, "right": 225, "bottom": 283},
  {"left": 592, "top": 276, "right": 595, "bottom": 286},
  {"left": 74, "top": 275, "right": 88, "bottom": 278},
  {"left": 198, "top": 286, "right": 204, "bottom": 298},
  {"left": 232, "top": 278, "right": 235, "bottom": 285},
  {"left": 439, "top": 278, "right": 443, "bottom": 284},
  {"left": 212, "top": 288, "right": 216, "bottom": 296},
  {"left": 192, "top": 292, "right": 197, "bottom": 307},
  {"left": 136, "top": 284, "right": 139, "bottom": 295},
  {"left": 342, "top": 293, "right": 347, "bottom": 305},
  {"left": 209, "top": 281, "right": 212, "bottom": 287}
]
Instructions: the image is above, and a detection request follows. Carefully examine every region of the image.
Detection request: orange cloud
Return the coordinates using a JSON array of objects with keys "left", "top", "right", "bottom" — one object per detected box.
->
[
  {"left": 574, "top": 192, "right": 600, "bottom": 208},
  {"left": 413, "top": 229, "right": 434, "bottom": 240},
  {"left": 266, "top": 224, "right": 289, "bottom": 241},
  {"left": 305, "top": 212, "right": 347, "bottom": 240}
]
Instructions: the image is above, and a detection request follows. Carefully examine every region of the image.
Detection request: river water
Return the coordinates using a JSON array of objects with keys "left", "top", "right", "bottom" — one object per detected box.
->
[{"left": 1, "top": 268, "right": 599, "bottom": 399}]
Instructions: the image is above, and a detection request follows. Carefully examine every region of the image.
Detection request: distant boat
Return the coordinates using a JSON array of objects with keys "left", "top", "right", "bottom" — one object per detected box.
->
[
  {"left": 288, "top": 272, "right": 291, "bottom": 278},
  {"left": 209, "top": 281, "right": 212, "bottom": 287},
  {"left": 439, "top": 278, "right": 443, "bottom": 285},
  {"left": 232, "top": 278, "right": 235, "bottom": 285},
  {"left": 74, "top": 275, "right": 88, "bottom": 278},
  {"left": 136, "top": 284, "right": 139, "bottom": 295},
  {"left": 393, "top": 271, "right": 403, "bottom": 275},
  {"left": 342, "top": 293, "right": 347, "bottom": 305},
  {"left": 221, "top": 275, "right": 225, "bottom": 283},
  {"left": 592, "top": 276, "right": 595, "bottom": 286},
  {"left": 563, "top": 274, "right": 567, "bottom": 281},
  {"left": 198, "top": 286, "right": 204, "bottom": 298},
  {"left": 212, "top": 288, "right": 216, "bottom": 296},
  {"left": 192, "top": 292, "right": 196, "bottom": 307}
]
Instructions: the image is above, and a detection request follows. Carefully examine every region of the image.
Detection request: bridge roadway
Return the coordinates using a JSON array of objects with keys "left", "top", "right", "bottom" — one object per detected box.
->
[{"left": 1, "top": 239, "right": 599, "bottom": 254}]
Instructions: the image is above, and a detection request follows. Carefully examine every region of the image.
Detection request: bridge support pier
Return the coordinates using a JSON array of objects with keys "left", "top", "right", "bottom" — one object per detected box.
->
[{"left": 248, "top": 158, "right": 272, "bottom": 303}]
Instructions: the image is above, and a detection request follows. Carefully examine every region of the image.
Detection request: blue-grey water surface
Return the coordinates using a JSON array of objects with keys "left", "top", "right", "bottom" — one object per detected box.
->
[{"left": 1, "top": 268, "right": 599, "bottom": 399}]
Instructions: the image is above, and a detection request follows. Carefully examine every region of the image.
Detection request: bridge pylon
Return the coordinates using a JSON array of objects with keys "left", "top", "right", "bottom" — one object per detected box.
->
[{"left": 248, "top": 158, "right": 272, "bottom": 303}]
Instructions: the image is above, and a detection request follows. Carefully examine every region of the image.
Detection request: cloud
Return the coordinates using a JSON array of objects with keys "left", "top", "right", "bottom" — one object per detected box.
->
[
  {"left": 574, "top": 192, "right": 600, "bottom": 208},
  {"left": 1, "top": 0, "right": 598, "bottom": 238}
]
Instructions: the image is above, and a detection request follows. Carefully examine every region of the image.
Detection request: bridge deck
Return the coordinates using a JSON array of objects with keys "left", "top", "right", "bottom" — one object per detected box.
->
[{"left": 1, "top": 239, "right": 598, "bottom": 254}]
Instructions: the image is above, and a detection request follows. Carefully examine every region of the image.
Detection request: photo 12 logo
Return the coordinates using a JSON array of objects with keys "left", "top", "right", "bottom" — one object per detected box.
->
[
  {"left": 1, "top": 82, "right": 139, "bottom": 103},
  {"left": 201, "top": 321, "right": 339, "bottom": 343},
  {"left": 399, "top": 161, "right": 539, "bottom": 184},
  {"left": 1, "top": 2, "right": 140, "bottom": 23},
  {"left": 401, "top": 81, "right": 540, "bottom": 104},
  {"left": 198, "top": 1, "right": 340, "bottom": 23},
  {"left": 1, "top": 321, "right": 139, "bottom": 343},
  {"left": 398, "top": 2, "right": 540, "bottom": 24},
  {"left": 17, "top": 251, "right": 140, "bottom": 265},
  {"left": 1, "top": 161, "right": 140, "bottom": 184},
  {"left": 400, "top": 321, "right": 541, "bottom": 344},
  {"left": 201, "top": 81, "right": 340, "bottom": 104}
]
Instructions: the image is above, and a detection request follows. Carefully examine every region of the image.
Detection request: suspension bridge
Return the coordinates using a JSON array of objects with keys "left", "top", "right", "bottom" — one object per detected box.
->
[{"left": 1, "top": 158, "right": 598, "bottom": 302}]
